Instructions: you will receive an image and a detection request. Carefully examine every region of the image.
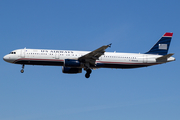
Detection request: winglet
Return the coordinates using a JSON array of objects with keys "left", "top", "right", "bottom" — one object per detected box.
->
[{"left": 108, "top": 43, "right": 112, "bottom": 48}]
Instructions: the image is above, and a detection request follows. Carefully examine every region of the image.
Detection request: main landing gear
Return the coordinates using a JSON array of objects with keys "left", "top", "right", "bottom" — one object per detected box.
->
[
  {"left": 85, "top": 69, "right": 92, "bottom": 78},
  {"left": 84, "top": 63, "right": 92, "bottom": 78},
  {"left": 21, "top": 64, "right": 24, "bottom": 73}
]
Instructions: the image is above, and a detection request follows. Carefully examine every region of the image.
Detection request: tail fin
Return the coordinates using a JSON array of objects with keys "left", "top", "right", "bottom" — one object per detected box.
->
[{"left": 145, "top": 32, "right": 173, "bottom": 55}]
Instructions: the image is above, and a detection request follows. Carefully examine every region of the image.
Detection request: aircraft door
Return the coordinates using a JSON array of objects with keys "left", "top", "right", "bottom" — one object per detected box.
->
[
  {"left": 21, "top": 49, "right": 25, "bottom": 58},
  {"left": 55, "top": 53, "right": 59, "bottom": 59},
  {"left": 143, "top": 55, "right": 147, "bottom": 63},
  {"left": 99, "top": 56, "right": 103, "bottom": 60}
]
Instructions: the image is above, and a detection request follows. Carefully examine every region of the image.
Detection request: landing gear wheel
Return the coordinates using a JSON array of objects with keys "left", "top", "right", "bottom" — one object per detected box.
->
[
  {"left": 85, "top": 69, "right": 92, "bottom": 78},
  {"left": 85, "top": 73, "right": 90, "bottom": 78},
  {"left": 21, "top": 69, "right": 24, "bottom": 73},
  {"left": 20, "top": 64, "right": 25, "bottom": 73}
]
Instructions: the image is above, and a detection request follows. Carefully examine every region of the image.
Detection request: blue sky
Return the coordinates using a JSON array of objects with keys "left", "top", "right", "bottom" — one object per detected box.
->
[{"left": 0, "top": 0, "right": 180, "bottom": 120}]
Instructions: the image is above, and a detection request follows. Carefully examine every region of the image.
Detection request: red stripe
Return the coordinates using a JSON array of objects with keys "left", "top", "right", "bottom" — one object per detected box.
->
[
  {"left": 14, "top": 58, "right": 159, "bottom": 66},
  {"left": 13, "top": 58, "right": 64, "bottom": 63},
  {"left": 96, "top": 61, "right": 158, "bottom": 65},
  {"left": 163, "top": 32, "right": 173, "bottom": 37}
]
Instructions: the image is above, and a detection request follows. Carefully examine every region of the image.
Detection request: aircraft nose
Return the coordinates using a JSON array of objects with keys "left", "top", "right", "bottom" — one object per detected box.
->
[
  {"left": 3, "top": 55, "right": 8, "bottom": 62},
  {"left": 3, "top": 55, "right": 12, "bottom": 63}
]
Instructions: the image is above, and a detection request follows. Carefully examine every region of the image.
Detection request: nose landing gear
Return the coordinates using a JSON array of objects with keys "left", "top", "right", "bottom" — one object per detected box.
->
[{"left": 21, "top": 64, "right": 24, "bottom": 73}]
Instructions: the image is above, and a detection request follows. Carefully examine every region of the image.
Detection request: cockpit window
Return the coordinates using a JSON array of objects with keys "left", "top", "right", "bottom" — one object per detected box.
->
[{"left": 9, "top": 52, "right": 16, "bottom": 54}]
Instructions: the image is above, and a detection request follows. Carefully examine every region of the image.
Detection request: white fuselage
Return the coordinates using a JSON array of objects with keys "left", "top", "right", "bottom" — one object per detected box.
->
[
  {"left": 3, "top": 48, "right": 175, "bottom": 69},
  {"left": 3, "top": 32, "right": 175, "bottom": 78}
]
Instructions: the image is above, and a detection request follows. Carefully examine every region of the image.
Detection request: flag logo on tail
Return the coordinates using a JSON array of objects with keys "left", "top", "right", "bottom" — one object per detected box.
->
[{"left": 159, "top": 44, "right": 167, "bottom": 50}]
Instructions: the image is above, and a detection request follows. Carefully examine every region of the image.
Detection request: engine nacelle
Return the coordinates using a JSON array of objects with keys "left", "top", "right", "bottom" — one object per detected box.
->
[
  {"left": 62, "top": 66, "right": 82, "bottom": 74},
  {"left": 64, "top": 59, "right": 82, "bottom": 67}
]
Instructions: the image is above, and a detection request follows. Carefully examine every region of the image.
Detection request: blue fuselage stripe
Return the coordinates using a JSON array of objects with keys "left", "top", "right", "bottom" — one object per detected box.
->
[{"left": 15, "top": 59, "right": 154, "bottom": 69}]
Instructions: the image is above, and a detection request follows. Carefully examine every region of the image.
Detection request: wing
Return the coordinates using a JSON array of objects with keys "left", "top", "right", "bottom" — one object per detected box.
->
[{"left": 78, "top": 44, "right": 112, "bottom": 66}]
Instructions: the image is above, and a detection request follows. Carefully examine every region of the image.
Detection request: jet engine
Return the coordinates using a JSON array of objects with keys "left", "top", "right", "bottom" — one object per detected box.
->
[
  {"left": 64, "top": 59, "right": 82, "bottom": 67},
  {"left": 62, "top": 66, "right": 82, "bottom": 74}
]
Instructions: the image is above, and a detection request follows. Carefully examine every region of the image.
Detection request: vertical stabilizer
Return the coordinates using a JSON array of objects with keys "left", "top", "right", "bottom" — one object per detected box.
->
[{"left": 145, "top": 32, "right": 173, "bottom": 55}]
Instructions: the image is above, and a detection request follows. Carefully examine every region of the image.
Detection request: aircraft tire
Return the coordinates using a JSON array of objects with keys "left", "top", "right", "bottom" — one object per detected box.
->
[
  {"left": 85, "top": 73, "right": 90, "bottom": 78},
  {"left": 21, "top": 69, "right": 24, "bottom": 73}
]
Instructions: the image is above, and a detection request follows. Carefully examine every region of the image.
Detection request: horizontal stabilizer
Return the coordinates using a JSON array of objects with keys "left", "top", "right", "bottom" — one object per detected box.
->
[{"left": 156, "top": 53, "right": 174, "bottom": 62}]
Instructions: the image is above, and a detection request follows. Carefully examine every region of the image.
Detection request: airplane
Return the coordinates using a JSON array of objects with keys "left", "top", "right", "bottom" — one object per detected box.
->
[{"left": 3, "top": 32, "right": 175, "bottom": 78}]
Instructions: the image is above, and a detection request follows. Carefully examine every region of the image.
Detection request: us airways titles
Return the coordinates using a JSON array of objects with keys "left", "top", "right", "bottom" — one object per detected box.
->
[{"left": 41, "top": 50, "right": 74, "bottom": 54}]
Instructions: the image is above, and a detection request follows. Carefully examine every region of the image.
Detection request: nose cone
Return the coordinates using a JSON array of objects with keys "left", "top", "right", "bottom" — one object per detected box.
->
[
  {"left": 3, "top": 55, "right": 8, "bottom": 62},
  {"left": 3, "top": 55, "right": 13, "bottom": 63}
]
